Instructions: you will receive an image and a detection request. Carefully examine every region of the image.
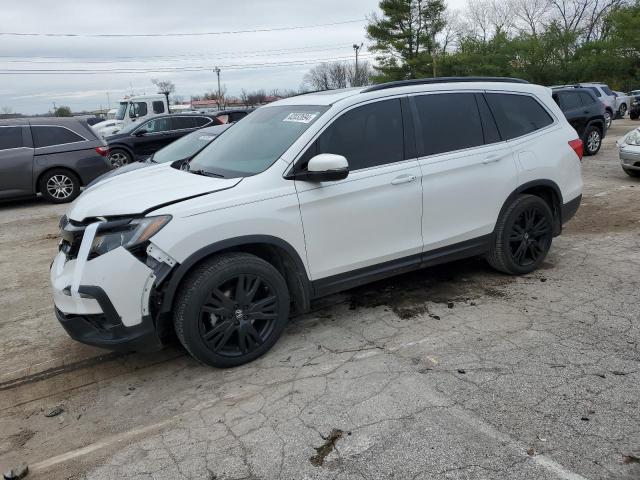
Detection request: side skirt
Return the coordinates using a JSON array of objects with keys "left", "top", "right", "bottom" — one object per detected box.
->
[{"left": 311, "top": 234, "right": 493, "bottom": 299}]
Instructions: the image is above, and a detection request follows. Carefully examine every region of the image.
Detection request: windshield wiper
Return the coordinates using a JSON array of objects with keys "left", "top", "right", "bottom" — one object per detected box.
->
[{"left": 188, "top": 168, "right": 225, "bottom": 178}]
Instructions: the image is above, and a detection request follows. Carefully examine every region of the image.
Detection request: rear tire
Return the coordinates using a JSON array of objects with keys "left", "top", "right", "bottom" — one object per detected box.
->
[
  {"left": 623, "top": 168, "right": 640, "bottom": 177},
  {"left": 38, "top": 169, "right": 81, "bottom": 203},
  {"left": 109, "top": 148, "right": 132, "bottom": 168},
  {"left": 487, "top": 195, "right": 554, "bottom": 275},
  {"left": 173, "top": 253, "right": 290, "bottom": 368},
  {"left": 583, "top": 126, "right": 602, "bottom": 156}
]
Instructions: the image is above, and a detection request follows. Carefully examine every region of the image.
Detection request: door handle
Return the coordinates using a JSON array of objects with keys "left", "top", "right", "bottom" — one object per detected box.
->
[
  {"left": 391, "top": 174, "right": 417, "bottom": 185},
  {"left": 482, "top": 154, "right": 502, "bottom": 165}
]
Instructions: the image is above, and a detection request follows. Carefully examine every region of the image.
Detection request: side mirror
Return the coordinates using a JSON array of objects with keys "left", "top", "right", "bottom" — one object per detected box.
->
[
  {"left": 289, "top": 154, "right": 349, "bottom": 182},
  {"left": 134, "top": 129, "right": 147, "bottom": 137}
]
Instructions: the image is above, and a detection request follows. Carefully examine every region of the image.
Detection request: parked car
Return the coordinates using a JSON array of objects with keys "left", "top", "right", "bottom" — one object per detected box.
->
[
  {"left": 88, "top": 123, "right": 231, "bottom": 186},
  {"left": 0, "top": 118, "right": 111, "bottom": 203},
  {"left": 553, "top": 83, "right": 616, "bottom": 128},
  {"left": 106, "top": 113, "right": 222, "bottom": 166},
  {"left": 214, "top": 109, "right": 254, "bottom": 124},
  {"left": 613, "top": 91, "right": 631, "bottom": 118},
  {"left": 51, "top": 77, "right": 583, "bottom": 367},
  {"left": 552, "top": 87, "right": 606, "bottom": 155},
  {"left": 627, "top": 90, "right": 640, "bottom": 120},
  {"left": 617, "top": 127, "right": 640, "bottom": 177}
]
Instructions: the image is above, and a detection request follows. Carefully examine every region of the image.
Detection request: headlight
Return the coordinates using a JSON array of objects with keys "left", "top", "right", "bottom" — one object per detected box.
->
[
  {"left": 624, "top": 130, "right": 640, "bottom": 146},
  {"left": 90, "top": 215, "right": 171, "bottom": 257}
]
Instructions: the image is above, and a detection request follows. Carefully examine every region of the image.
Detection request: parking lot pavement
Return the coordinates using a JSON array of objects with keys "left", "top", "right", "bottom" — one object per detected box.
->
[{"left": 1, "top": 120, "right": 639, "bottom": 480}]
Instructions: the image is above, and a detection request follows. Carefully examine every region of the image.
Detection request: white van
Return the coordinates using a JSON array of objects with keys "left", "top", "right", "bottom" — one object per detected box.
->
[{"left": 92, "top": 94, "right": 169, "bottom": 138}]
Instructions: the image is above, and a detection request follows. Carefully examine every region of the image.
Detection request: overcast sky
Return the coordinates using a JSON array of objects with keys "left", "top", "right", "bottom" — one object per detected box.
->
[{"left": 0, "top": 0, "right": 465, "bottom": 114}]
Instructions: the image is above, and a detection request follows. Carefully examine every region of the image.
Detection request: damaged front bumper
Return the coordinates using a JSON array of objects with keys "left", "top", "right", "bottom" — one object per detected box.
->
[{"left": 50, "top": 218, "right": 175, "bottom": 352}]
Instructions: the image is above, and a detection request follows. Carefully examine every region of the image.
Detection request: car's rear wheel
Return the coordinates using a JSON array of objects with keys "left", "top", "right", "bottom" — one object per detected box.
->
[
  {"left": 109, "top": 148, "right": 132, "bottom": 168},
  {"left": 487, "top": 194, "right": 554, "bottom": 275},
  {"left": 39, "top": 169, "right": 81, "bottom": 203},
  {"left": 174, "top": 253, "right": 290, "bottom": 368},
  {"left": 604, "top": 110, "right": 612, "bottom": 129},
  {"left": 623, "top": 167, "right": 640, "bottom": 177},
  {"left": 618, "top": 103, "right": 627, "bottom": 117},
  {"left": 583, "top": 126, "right": 602, "bottom": 156}
]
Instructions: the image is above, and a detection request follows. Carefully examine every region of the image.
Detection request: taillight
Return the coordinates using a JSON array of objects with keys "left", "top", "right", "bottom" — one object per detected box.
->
[
  {"left": 95, "top": 146, "right": 110, "bottom": 157},
  {"left": 568, "top": 138, "right": 583, "bottom": 161}
]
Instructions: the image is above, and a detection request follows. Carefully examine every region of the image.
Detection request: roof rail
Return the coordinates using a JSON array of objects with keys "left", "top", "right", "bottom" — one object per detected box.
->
[{"left": 361, "top": 76, "right": 530, "bottom": 93}]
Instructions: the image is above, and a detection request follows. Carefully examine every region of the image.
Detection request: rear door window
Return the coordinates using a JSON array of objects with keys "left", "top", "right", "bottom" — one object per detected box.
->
[
  {"left": 140, "top": 117, "right": 171, "bottom": 133},
  {"left": 193, "top": 116, "right": 212, "bottom": 127},
  {"left": 579, "top": 92, "right": 596, "bottom": 105},
  {"left": 171, "top": 116, "right": 199, "bottom": 130},
  {"left": 31, "top": 126, "right": 85, "bottom": 148},
  {"left": 0, "top": 127, "right": 24, "bottom": 150},
  {"left": 559, "top": 92, "right": 582, "bottom": 111},
  {"left": 316, "top": 98, "right": 405, "bottom": 170},
  {"left": 413, "top": 93, "right": 484, "bottom": 156},
  {"left": 485, "top": 93, "right": 554, "bottom": 140}
]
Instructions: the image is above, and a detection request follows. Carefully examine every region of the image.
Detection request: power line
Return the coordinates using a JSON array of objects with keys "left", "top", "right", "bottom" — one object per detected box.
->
[
  {"left": 0, "top": 42, "right": 354, "bottom": 61},
  {"left": 0, "top": 45, "right": 361, "bottom": 64},
  {"left": 0, "top": 19, "right": 365, "bottom": 37},
  {"left": 0, "top": 54, "right": 374, "bottom": 75}
]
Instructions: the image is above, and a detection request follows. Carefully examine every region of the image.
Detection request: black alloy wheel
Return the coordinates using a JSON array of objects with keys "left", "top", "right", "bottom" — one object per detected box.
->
[
  {"left": 198, "top": 274, "right": 278, "bottom": 358},
  {"left": 508, "top": 205, "right": 552, "bottom": 267},
  {"left": 487, "top": 194, "right": 554, "bottom": 275},
  {"left": 174, "top": 252, "right": 290, "bottom": 367}
]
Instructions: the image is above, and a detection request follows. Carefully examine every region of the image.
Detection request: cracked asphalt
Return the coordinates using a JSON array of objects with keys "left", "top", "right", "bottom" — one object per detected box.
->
[{"left": 1, "top": 119, "right": 639, "bottom": 480}]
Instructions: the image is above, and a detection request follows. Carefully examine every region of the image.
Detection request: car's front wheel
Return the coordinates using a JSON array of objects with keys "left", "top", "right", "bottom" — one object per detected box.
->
[
  {"left": 630, "top": 111, "right": 639, "bottom": 121},
  {"left": 623, "top": 167, "right": 640, "bottom": 178},
  {"left": 39, "top": 169, "right": 81, "bottom": 203},
  {"left": 583, "top": 126, "right": 602, "bottom": 156},
  {"left": 487, "top": 194, "right": 554, "bottom": 275},
  {"left": 174, "top": 253, "right": 290, "bottom": 368}
]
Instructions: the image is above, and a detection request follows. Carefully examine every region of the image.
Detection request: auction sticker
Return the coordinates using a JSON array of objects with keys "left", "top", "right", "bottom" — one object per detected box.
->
[
  {"left": 198, "top": 135, "right": 215, "bottom": 141},
  {"left": 283, "top": 112, "right": 318, "bottom": 124}
]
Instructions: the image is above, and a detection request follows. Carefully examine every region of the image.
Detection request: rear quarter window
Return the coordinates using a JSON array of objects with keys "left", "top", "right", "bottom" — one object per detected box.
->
[
  {"left": 0, "top": 126, "right": 24, "bottom": 150},
  {"left": 31, "top": 126, "right": 85, "bottom": 148},
  {"left": 485, "top": 93, "right": 554, "bottom": 140}
]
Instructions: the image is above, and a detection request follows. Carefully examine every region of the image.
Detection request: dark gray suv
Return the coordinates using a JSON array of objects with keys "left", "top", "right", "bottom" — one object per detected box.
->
[{"left": 0, "top": 118, "right": 112, "bottom": 203}]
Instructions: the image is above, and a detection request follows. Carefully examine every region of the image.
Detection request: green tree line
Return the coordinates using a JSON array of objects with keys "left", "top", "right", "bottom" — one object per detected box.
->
[{"left": 367, "top": 0, "right": 640, "bottom": 90}]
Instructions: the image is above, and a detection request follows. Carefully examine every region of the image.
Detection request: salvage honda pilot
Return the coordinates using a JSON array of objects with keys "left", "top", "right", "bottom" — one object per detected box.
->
[{"left": 51, "top": 78, "right": 583, "bottom": 367}]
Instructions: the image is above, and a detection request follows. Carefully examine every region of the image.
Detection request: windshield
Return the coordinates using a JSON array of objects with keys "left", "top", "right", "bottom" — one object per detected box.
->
[
  {"left": 188, "top": 105, "right": 328, "bottom": 178},
  {"left": 115, "top": 102, "right": 128, "bottom": 120},
  {"left": 154, "top": 128, "right": 224, "bottom": 163}
]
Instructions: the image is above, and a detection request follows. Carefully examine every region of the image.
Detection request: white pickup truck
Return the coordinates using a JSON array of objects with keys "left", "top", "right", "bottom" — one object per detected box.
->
[{"left": 92, "top": 94, "right": 169, "bottom": 137}]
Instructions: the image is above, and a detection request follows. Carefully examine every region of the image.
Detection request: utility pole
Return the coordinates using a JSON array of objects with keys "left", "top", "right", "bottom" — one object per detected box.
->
[
  {"left": 353, "top": 43, "right": 363, "bottom": 86},
  {"left": 214, "top": 66, "right": 222, "bottom": 110},
  {"left": 106, "top": 92, "right": 111, "bottom": 110}
]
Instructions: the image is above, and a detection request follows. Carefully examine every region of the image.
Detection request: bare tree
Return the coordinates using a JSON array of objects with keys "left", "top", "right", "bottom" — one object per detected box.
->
[
  {"left": 466, "top": 0, "right": 493, "bottom": 43},
  {"left": 347, "top": 61, "right": 374, "bottom": 87},
  {"left": 513, "top": 0, "right": 550, "bottom": 36},
  {"left": 438, "top": 9, "right": 466, "bottom": 52},
  {"left": 151, "top": 78, "right": 175, "bottom": 106},
  {"left": 1, "top": 106, "right": 12, "bottom": 115},
  {"left": 239, "top": 89, "right": 249, "bottom": 107},
  {"left": 304, "top": 63, "right": 332, "bottom": 90}
]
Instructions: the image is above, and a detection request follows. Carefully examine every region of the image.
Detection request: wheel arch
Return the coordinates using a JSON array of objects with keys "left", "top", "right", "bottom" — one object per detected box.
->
[
  {"left": 158, "top": 235, "right": 312, "bottom": 322},
  {"left": 35, "top": 166, "right": 82, "bottom": 192},
  {"left": 498, "top": 180, "right": 564, "bottom": 237},
  {"left": 586, "top": 119, "right": 604, "bottom": 134},
  {"left": 108, "top": 144, "right": 135, "bottom": 160}
]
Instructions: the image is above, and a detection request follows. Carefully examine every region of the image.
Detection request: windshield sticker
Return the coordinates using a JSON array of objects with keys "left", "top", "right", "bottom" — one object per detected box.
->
[
  {"left": 198, "top": 135, "right": 215, "bottom": 141},
  {"left": 283, "top": 112, "right": 318, "bottom": 124}
]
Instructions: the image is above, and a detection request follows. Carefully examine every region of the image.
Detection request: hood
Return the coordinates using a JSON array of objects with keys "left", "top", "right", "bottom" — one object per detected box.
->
[
  {"left": 67, "top": 163, "right": 242, "bottom": 221},
  {"left": 86, "top": 161, "right": 150, "bottom": 188}
]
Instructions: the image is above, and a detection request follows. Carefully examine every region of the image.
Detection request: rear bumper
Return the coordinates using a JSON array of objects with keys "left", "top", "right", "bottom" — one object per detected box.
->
[{"left": 561, "top": 194, "right": 581, "bottom": 225}]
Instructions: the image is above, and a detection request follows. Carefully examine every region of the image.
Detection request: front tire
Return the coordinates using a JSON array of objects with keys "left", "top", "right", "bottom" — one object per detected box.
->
[
  {"left": 487, "top": 195, "right": 554, "bottom": 275},
  {"left": 174, "top": 253, "right": 290, "bottom": 368},
  {"left": 604, "top": 110, "right": 612, "bottom": 129},
  {"left": 39, "top": 169, "right": 81, "bottom": 203},
  {"left": 623, "top": 168, "right": 640, "bottom": 177},
  {"left": 583, "top": 126, "right": 602, "bottom": 156},
  {"left": 618, "top": 103, "right": 627, "bottom": 118}
]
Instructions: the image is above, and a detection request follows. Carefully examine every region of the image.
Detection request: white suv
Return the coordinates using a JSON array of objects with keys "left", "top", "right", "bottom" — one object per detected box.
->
[{"left": 50, "top": 78, "right": 583, "bottom": 367}]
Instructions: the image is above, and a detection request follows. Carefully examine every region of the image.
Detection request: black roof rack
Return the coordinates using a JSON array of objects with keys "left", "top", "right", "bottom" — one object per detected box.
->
[{"left": 361, "top": 76, "right": 530, "bottom": 93}]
